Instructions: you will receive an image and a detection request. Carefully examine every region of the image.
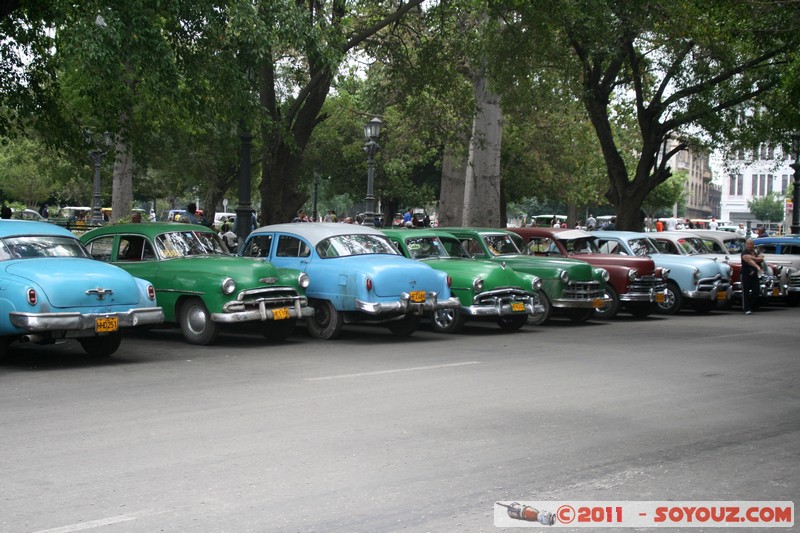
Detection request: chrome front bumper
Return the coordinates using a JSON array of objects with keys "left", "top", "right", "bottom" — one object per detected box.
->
[
  {"left": 214, "top": 298, "right": 314, "bottom": 323},
  {"left": 620, "top": 288, "right": 669, "bottom": 303},
  {"left": 464, "top": 293, "right": 543, "bottom": 317},
  {"left": 10, "top": 307, "right": 164, "bottom": 332}
]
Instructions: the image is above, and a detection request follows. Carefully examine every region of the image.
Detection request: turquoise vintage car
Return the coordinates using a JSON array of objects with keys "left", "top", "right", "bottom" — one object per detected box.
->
[
  {"left": 433, "top": 228, "right": 609, "bottom": 324},
  {"left": 593, "top": 231, "right": 732, "bottom": 313},
  {"left": 81, "top": 223, "right": 313, "bottom": 344},
  {"left": 0, "top": 221, "right": 162, "bottom": 359},
  {"left": 241, "top": 223, "right": 460, "bottom": 339},
  {"left": 383, "top": 228, "right": 545, "bottom": 333}
]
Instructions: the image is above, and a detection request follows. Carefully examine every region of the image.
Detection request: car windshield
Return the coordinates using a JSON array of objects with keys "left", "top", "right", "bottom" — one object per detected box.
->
[
  {"left": 723, "top": 238, "right": 745, "bottom": 254},
  {"left": 0, "top": 235, "right": 91, "bottom": 260},
  {"left": 155, "top": 230, "right": 228, "bottom": 258},
  {"left": 483, "top": 234, "right": 521, "bottom": 256},
  {"left": 560, "top": 237, "right": 598, "bottom": 254},
  {"left": 677, "top": 237, "right": 709, "bottom": 255},
  {"left": 404, "top": 236, "right": 450, "bottom": 259},
  {"left": 316, "top": 233, "right": 400, "bottom": 258},
  {"left": 629, "top": 238, "right": 660, "bottom": 256}
]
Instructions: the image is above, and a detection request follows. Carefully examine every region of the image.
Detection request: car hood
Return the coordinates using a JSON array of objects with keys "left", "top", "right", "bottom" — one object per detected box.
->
[
  {"left": 649, "top": 254, "right": 727, "bottom": 277},
  {"left": 493, "top": 254, "right": 595, "bottom": 280},
  {"left": 566, "top": 253, "right": 656, "bottom": 273},
  {"left": 4, "top": 258, "right": 141, "bottom": 308},
  {"left": 419, "top": 258, "right": 532, "bottom": 291},
  {"left": 151, "top": 255, "right": 285, "bottom": 289}
]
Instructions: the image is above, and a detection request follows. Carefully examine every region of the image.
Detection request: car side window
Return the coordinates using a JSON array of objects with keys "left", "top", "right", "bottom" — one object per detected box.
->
[
  {"left": 244, "top": 235, "right": 273, "bottom": 258},
  {"left": 462, "top": 238, "right": 485, "bottom": 258},
  {"left": 86, "top": 236, "right": 115, "bottom": 262},
  {"left": 119, "top": 236, "right": 155, "bottom": 261},
  {"left": 276, "top": 235, "right": 310, "bottom": 257},
  {"left": 529, "top": 237, "right": 558, "bottom": 255},
  {"left": 596, "top": 240, "right": 616, "bottom": 254}
]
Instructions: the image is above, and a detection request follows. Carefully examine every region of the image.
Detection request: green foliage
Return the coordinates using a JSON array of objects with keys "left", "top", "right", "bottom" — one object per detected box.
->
[
  {"left": 642, "top": 170, "right": 687, "bottom": 218},
  {"left": 748, "top": 193, "right": 785, "bottom": 223}
]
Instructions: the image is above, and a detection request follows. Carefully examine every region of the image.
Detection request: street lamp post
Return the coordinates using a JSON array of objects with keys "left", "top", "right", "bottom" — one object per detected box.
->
[
  {"left": 88, "top": 131, "right": 111, "bottom": 224},
  {"left": 362, "top": 117, "right": 382, "bottom": 227},
  {"left": 791, "top": 132, "right": 800, "bottom": 235},
  {"left": 312, "top": 174, "right": 320, "bottom": 222},
  {"left": 235, "top": 124, "right": 255, "bottom": 249}
]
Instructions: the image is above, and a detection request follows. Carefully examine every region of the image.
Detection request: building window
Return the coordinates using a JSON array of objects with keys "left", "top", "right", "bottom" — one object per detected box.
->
[
  {"left": 782, "top": 174, "right": 790, "bottom": 194},
  {"left": 767, "top": 174, "right": 773, "bottom": 195},
  {"left": 759, "top": 174, "right": 766, "bottom": 196},
  {"left": 737, "top": 174, "right": 743, "bottom": 195},
  {"left": 751, "top": 174, "right": 758, "bottom": 196}
]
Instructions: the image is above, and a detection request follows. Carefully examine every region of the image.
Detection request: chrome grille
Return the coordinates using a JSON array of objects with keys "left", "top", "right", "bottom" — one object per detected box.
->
[{"left": 563, "top": 281, "right": 604, "bottom": 300}]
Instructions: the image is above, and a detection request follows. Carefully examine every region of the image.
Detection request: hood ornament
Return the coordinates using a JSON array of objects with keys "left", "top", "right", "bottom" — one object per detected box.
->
[{"left": 85, "top": 287, "right": 113, "bottom": 300}]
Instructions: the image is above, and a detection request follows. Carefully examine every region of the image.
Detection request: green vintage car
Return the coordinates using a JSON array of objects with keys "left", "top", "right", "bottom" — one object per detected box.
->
[
  {"left": 433, "top": 228, "right": 610, "bottom": 324},
  {"left": 383, "top": 229, "right": 545, "bottom": 333},
  {"left": 80, "top": 223, "right": 313, "bottom": 344}
]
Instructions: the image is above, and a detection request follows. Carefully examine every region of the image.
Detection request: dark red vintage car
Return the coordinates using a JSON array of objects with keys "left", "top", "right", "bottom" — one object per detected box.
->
[{"left": 508, "top": 227, "right": 669, "bottom": 319}]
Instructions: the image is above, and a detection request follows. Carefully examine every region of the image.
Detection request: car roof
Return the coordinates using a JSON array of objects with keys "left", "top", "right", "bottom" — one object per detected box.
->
[
  {"left": 252, "top": 222, "right": 384, "bottom": 247},
  {"left": 81, "top": 222, "right": 214, "bottom": 239},
  {"left": 382, "top": 228, "right": 459, "bottom": 240},
  {"left": 513, "top": 227, "right": 592, "bottom": 240},
  {"left": 0, "top": 220, "right": 76, "bottom": 237},
  {"left": 755, "top": 236, "right": 800, "bottom": 243}
]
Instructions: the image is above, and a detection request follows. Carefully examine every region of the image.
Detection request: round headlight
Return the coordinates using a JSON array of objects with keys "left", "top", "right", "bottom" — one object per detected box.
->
[
  {"left": 298, "top": 272, "right": 310, "bottom": 288},
  {"left": 661, "top": 268, "right": 670, "bottom": 280},
  {"left": 472, "top": 278, "right": 484, "bottom": 292},
  {"left": 601, "top": 269, "right": 610, "bottom": 282},
  {"left": 221, "top": 277, "right": 237, "bottom": 295},
  {"left": 532, "top": 277, "right": 542, "bottom": 291},
  {"left": 559, "top": 270, "right": 570, "bottom": 284},
  {"left": 627, "top": 269, "right": 637, "bottom": 282},
  {"left": 692, "top": 267, "right": 700, "bottom": 280}
]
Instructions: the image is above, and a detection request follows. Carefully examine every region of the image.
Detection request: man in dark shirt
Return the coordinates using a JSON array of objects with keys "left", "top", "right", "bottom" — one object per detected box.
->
[{"left": 740, "top": 238, "right": 763, "bottom": 315}]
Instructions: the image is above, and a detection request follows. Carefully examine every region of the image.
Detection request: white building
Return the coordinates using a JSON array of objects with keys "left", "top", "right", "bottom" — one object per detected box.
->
[
  {"left": 719, "top": 144, "right": 793, "bottom": 230},
  {"left": 662, "top": 137, "right": 717, "bottom": 219}
]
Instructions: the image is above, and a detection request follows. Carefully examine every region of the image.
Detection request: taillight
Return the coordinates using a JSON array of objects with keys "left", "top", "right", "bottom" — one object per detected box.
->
[
  {"left": 446, "top": 275, "right": 452, "bottom": 287},
  {"left": 366, "top": 278, "right": 373, "bottom": 291},
  {"left": 27, "top": 288, "right": 37, "bottom": 305},
  {"left": 147, "top": 285, "right": 156, "bottom": 300}
]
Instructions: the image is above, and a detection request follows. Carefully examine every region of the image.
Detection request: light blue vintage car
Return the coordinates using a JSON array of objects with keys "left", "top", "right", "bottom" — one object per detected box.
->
[
  {"left": 593, "top": 231, "right": 732, "bottom": 314},
  {"left": 0, "top": 221, "right": 163, "bottom": 359},
  {"left": 241, "top": 223, "right": 461, "bottom": 339}
]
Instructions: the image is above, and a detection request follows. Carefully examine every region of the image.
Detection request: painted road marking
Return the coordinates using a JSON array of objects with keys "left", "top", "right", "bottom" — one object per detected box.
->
[{"left": 306, "top": 361, "right": 481, "bottom": 381}]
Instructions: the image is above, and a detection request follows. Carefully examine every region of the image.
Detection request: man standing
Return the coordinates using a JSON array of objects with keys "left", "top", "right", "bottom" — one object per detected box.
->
[
  {"left": 740, "top": 238, "right": 763, "bottom": 315},
  {"left": 183, "top": 203, "right": 200, "bottom": 224},
  {"left": 586, "top": 213, "right": 596, "bottom": 230},
  {"left": 709, "top": 217, "right": 718, "bottom": 230}
]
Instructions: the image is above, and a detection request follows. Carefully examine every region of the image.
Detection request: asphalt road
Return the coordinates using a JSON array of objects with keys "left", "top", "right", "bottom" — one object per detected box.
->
[{"left": 1, "top": 305, "right": 797, "bottom": 532}]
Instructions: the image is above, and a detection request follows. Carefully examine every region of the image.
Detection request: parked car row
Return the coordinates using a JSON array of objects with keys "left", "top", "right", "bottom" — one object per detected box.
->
[{"left": 2, "top": 220, "right": 796, "bottom": 361}]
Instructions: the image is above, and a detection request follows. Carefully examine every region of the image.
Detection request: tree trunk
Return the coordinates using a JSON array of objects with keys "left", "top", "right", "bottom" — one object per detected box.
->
[
  {"left": 111, "top": 129, "right": 133, "bottom": 223},
  {"left": 463, "top": 71, "right": 503, "bottom": 228},
  {"left": 437, "top": 139, "right": 468, "bottom": 227}
]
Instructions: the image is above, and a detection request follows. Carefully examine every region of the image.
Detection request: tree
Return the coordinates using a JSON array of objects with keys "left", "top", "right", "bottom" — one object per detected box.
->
[
  {"left": 642, "top": 170, "right": 687, "bottom": 229},
  {"left": 494, "top": 0, "right": 799, "bottom": 230},
  {"left": 748, "top": 193, "right": 785, "bottom": 224},
  {"left": 253, "top": 0, "right": 426, "bottom": 225}
]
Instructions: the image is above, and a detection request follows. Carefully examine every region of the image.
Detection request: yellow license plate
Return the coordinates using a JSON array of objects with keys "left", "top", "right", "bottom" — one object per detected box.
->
[
  {"left": 410, "top": 291, "right": 426, "bottom": 303},
  {"left": 655, "top": 293, "right": 665, "bottom": 303},
  {"left": 772, "top": 288, "right": 780, "bottom": 297},
  {"left": 717, "top": 291, "right": 727, "bottom": 301},
  {"left": 273, "top": 307, "right": 290, "bottom": 320},
  {"left": 511, "top": 302, "right": 525, "bottom": 312},
  {"left": 592, "top": 298, "right": 604, "bottom": 308},
  {"left": 95, "top": 316, "right": 118, "bottom": 333}
]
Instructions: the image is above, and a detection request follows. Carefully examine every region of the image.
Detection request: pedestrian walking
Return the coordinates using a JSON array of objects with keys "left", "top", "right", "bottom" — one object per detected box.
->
[{"left": 740, "top": 238, "right": 763, "bottom": 315}]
